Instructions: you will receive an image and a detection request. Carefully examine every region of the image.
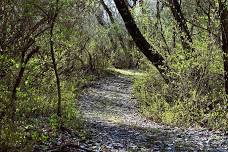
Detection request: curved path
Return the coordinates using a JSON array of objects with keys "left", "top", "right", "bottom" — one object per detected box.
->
[{"left": 78, "top": 74, "right": 228, "bottom": 151}]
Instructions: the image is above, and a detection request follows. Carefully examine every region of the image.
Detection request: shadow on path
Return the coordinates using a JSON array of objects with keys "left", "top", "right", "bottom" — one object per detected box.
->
[{"left": 78, "top": 74, "right": 228, "bottom": 152}]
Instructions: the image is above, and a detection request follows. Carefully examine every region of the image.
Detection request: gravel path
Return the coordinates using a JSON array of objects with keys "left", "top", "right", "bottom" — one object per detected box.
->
[{"left": 78, "top": 74, "right": 228, "bottom": 151}]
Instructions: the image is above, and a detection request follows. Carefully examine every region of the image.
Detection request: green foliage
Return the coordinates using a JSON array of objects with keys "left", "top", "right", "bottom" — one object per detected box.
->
[
  {"left": 1, "top": 0, "right": 228, "bottom": 150},
  {"left": 133, "top": 43, "right": 228, "bottom": 130},
  {"left": 130, "top": 0, "right": 228, "bottom": 131},
  {"left": 0, "top": 76, "right": 89, "bottom": 150}
]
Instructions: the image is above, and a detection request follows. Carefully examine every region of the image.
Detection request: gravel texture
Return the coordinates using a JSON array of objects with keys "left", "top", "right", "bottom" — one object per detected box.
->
[{"left": 78, "top": 74, "right": 228, "bottom": 152}]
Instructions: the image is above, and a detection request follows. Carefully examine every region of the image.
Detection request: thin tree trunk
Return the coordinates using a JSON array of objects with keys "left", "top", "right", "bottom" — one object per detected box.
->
[
  {"left": 11, "top": 63, "right": 25, "bottom": 121},
  {"left": 173, "top": 27, "right": 176, "bottom": 48},
  {"left": 100, "top": 0, "right": 114, "bottom": 23},
  {"left": 50, "top": 25, "right": 61, "bottom": 117},
  {"left": 156, "top": 0, "right": 171, "bottom": 54},
  {"left": 97, "top": 0, "right": 116, "bottom": 52},
  {"left": 168, "top": 0, "right": 192, "bottom": 50},
  {"left": 49, "top": 0, "right": 61, "bottom": 117},
  {"left": 100, "top": 0, "right": 133, "bottom": 67},
  {"left": 100, "top": 0, "right": 127, "bottom": 50},
  {"left": 10, "top": 47, "right": 39, "bottom": 121},
  {"left": 220, "top": 2, "right": 228, "bottom": 94}
]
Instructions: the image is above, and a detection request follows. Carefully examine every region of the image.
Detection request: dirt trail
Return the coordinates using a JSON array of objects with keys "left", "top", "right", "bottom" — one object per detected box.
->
[{"left": 78, "top": 74, "right": 228, "bottom": 151}]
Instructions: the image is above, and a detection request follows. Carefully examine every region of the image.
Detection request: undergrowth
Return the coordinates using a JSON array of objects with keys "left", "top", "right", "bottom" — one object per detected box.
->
[
  {"left": 132, "top": 46, "right": 228, "bottom": 131},
  {"left": 133, "top": 69, "right": 227, "bottom": 131},
  {"left": 0, "top": 76, "right": 93, "bottom": 151}
]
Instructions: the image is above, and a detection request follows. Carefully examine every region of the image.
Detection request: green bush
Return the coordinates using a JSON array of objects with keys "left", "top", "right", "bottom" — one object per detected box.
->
[
  {"left": 133, "top": 44, "right": 228, "bottom": 130},
  {"left": 0, "top": 76, "right": 89, "bottom": 151}
]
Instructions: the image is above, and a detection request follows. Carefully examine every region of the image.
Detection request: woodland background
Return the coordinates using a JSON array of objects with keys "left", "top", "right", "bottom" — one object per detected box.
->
[{"left": 0, "top": 0, "right": 227, "bottom": 151}]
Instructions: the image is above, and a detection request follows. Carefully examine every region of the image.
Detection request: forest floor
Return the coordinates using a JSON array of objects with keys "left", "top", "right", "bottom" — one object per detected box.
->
[{"left": 76, "top": 70, "right": 228, "bottom": 152}]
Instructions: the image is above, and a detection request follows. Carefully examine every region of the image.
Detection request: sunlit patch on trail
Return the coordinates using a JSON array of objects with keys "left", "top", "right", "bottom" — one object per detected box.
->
[{"left": 78, "top": 74, "right": 228, "bottom": 151}]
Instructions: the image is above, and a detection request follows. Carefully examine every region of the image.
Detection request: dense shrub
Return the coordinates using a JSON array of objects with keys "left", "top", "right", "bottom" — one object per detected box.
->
[{"left": 133, "top": 44, "right": 228, "bottom": 130}]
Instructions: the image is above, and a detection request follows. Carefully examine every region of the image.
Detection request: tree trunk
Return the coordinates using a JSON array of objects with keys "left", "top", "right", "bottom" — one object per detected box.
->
[
  {"left": 168, "top": 0, "right": 192, "bottom": 50},
  {"left": 10, "top": 47, "right": 39, "bottom": 121},
  {"left": 220, "top": 2, "right": 228, "bottom": 94},
  {"left": 156, "top": 0, "right": 171, "bottom": 54},
  {"left": 100, "top": 0, "right": 114, "bottom": 23},
  {"left": 50, "top": 23, "right": 61, "bottom": 117},
  {"left": 11, "top": 64, "right": 25, "bottom": 121},
  {"left": 100, "top": 0, "right": 127, "bottom": 50},
  {"left": 49, "top": 0, "right": 62, "bottom": 118},
  {"left": 100, "top": 0, "right": 134, "bottom": 68},
  {"left": 113, "top": 0, "right": 168, "bottom": 82},
  {"left": 173, "top": 27, "right": 176, "bottom": 48}
]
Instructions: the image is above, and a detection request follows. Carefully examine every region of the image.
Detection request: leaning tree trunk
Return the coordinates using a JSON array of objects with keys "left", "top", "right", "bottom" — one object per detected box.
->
[
  {"left": 168, "top": 0, "right": 192, "bottom": 50},
  {"left": 49, "top": 0, "right": 62, "bottom": 118},
  {"left": 50, "top": 23, "right": 61, "bottom": 117},
  {"left": 113, "top": 0, "right": 168, "bottom": 82},
  {"left": 100, "top": 0, "right": 130, "bottom": 63},
  {"left": 220, "top": 2, "right": 228, "bottom": 94},
  {"left": 11, "top": 46, "right": 39, "bottom": 121}
]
